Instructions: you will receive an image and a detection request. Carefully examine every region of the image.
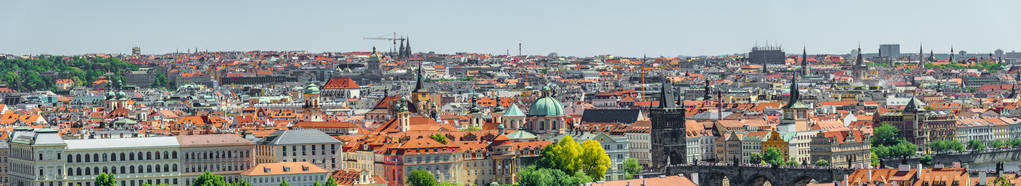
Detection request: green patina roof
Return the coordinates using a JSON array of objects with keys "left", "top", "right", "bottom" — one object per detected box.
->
[
  {"left": 304, "top": 83, "right": 320, "bottom": 94},
  {"left": 503, "top": 103, "right": 525, "bottom": 117},
  {"left": 528, "top": 97, "right": 565, "bottom": 117}
]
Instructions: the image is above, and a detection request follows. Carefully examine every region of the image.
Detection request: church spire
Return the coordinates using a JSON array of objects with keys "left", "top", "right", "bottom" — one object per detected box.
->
[
  {"left": 413, "top": 62, "right": 424, "bottom": 92},
  {"left": 783, "top": 71, "right": 800, "bottom": 109},
  {"left": 919, "top": 44, "right": 925, "bottom": 70},
  {"left": 801, "top": 47, "right": 810, "bottom": 76}
]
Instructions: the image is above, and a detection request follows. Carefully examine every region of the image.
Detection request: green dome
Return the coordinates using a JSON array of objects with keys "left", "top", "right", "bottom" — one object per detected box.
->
[
  {"left": 117, "top": 91, "right": 127, "bottom": 98},
  {"left": 527, "top": 97, "right": 565, "bottom": 117},
  {"left": 304, "top": 83, "right": 320, "bottom": 94}
]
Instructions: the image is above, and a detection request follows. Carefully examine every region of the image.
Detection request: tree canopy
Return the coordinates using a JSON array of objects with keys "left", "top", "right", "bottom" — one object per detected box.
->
[
  {"left": 871, "top": 123, "right": 917, "bottom": 159},
  {"left": 623, "top": 157, "right": 642, "bottom": 179},
  {"left": 407, "top": 170, "right": 437, "bottom": 186},
  {"left": 0, "top": 56, "right": 138, "bottom": 91},
  {"left": 192, "top": 171, "right": 252, "bottom": 186},
  {"left": 517, "top": 165, "right": 593, "bottom": 186},
  {"left": 967, "top": 140, "right": 986, "bottom": 151},
  {"left": 536, "top": 135, "right": 611, "bottom": 181},
  {"left": 96, "top": 173, "right": 116, "bottom": 186}
]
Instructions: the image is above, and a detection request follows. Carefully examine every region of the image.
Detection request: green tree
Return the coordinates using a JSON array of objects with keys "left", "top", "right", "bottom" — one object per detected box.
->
[
  {"left": 192, "top": 171, "right": 251, "bottom": 186},
  {"left": 430, "top": 134, "right": 447, "bottom": 144},
  {"left": 280, "top": 179, "right": 289, "bottom": 186},
  {"left": 870, "top": 151, "right": 880, "bottom": 167},
  {"left": 96, "top": 173, "right": 116, "bottom": 186},
  {"left": 623, "top": 158, "right": 642, "bottom": 179},
  {"left": 968, "top": 140, "right": 986, "bottom": 151},
  {"left": 1011, "top": 139, "right": 1021, "bottom": 148},
  {"left": 762, "top": 148, "right": 786, "bottom": 166},
  {"left": 407, "top": 170, "right": 437, "bottom": 186},
  {"left": 991, "top": 140, "right": 1007, "bottom": 149},
  {"left": 873, "top": 123, "right": 901, "bottom": 147},
  {"left": 325, "top": 177, "right": 338, "bottom": 186},
  {"left": 921, "top": 155, "right": 933, "bottom": 167},
  {"left": 579, "top": 140, "right": 611, "bottom": 180},
  {"left": 536, "top": 145, "right": 560, "bottom": 170},
  {"left": 749, "top": 153, "right": 763, "bottom": 164},
  {"left": 313, "top": 180, "right": 322, "bottom": 186},
  {"left": 814, "top": 160, "right": 830, "bottom": 167},
  {"left": 517, "top": 166, "right": 592, "bottom": 186},
  {"left": 437, "top": 182, "right": 457, "bottom": 186},
  {"left": 553, "top": 135, "right": 584, "bottom": 174}
]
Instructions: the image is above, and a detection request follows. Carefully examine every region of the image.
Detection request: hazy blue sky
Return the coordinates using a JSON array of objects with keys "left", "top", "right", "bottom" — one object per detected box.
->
[{"left": 1, "top": 0, "right": 1018, "bottom": 57}]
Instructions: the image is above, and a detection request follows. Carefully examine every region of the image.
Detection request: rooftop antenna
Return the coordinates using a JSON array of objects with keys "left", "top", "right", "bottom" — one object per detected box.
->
[{"left": 641, "top": 54, "right": 647, "bottom": 102}]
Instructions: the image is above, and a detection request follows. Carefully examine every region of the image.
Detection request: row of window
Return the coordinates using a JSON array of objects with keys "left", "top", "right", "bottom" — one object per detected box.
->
[
  {"left": 183, "top": 150, "right": 250, "bottom": 160},
  {"left": 67, "top": 164, "right": 178, "bottom": 176},
  {"left": 67, "top": 151, "right": 177, "bottom": 163}
]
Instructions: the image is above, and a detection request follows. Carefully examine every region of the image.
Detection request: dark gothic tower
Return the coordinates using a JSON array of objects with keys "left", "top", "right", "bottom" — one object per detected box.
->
[
  {"left": 801, "top": 47, "right": 810, "bottom": 76},
  {"left": 919, "top": 45, "right": 925, "bottom": 70},
  {"left": 651, "top": 76, "right": 687, "bottom": 165},
  {"left": 855, "top": 45, "right": 864, "bottom": 79},
  {"left": 398, "top": 39, "right": 406, "bottom": 60}
]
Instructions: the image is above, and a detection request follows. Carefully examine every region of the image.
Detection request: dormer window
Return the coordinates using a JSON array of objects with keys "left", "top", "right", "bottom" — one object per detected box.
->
[
  {"left": 263, "top": 168, "right": 271, "bottom": 173},
  {"left": 283, "top": 167, "right": 290, "bottom": 172},
  {"left": 302, "top": 166, "right": 309, "bottom": 171}
]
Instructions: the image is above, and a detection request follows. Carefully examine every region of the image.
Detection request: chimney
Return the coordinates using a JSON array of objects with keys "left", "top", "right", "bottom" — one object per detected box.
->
[
  {"left": 690, "top": 173, "right": 698, "bottom": 184},
  {"left": 843, "top": 174, "right": 849, "bottom": 186},
  {"left": 867, "top": 167, "right": 873, "bottom": 183},
  {"left": 916, "top": 163, "right": 922, "bottom": 179},
  {"left": 979, "top": 172, "right": 987, "bottom": 185}
]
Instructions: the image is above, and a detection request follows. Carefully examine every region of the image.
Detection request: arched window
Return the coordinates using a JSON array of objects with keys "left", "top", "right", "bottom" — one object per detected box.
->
[
  {"left": 163, "top": 164, "right": 169, "bottom": 172},
  {"left": 173, "top": 164, "right": 178, "bottom": 172},
  {"left": 155, "top": 164, "right": 161, "bottom": 173},
  {"left": 67, "top": 155, "right": 72, "bottom": 163},
  {"left": 147, "top": 152, "right": 152, "bottom": 160},
  {"left": 552, "top": 120, "right": 558, "bottom": 129},
  {"left": 155, "top": 151, "right": 161, "bottom": 160},
  {"left": 85, "top": 168, "right": 91, "bottom": 175},
  {"left": 77, "top": 154, "right": 81, "bottom": 162},
  {"left": 121, "top": 153, "right": 126, "bottom": 161},
  {"left": 130, "top": 165, "right": 135, "bottom": 173},
  {"left": 85, "top": 154, "right": 91, "bottom": 162},
  {"left": 138, "top": 152, "right": 143, "bottom": 160},
  {"left": 147, "top": 165, "right": 152, "bottom": 173},
  {"left": 163, "top": 151, "right": 169, "bottom": 159},
  {"left": 120, "top": 166, "right": 125, "bottom": 174},
  {"left": 93, "top": 153, "right": 99, "bottom": 162},
  {"left": 93, "top": 167, "right": 99, "bottom": 174},
  {"left": 102, "top": 153, "right": 107, "bottom": 162},
  {"left": 68, "top": 168, "right": 73, "bottom": 176},
  {"left": 172, "top": 151, "right": 177, "bottom": 159}
]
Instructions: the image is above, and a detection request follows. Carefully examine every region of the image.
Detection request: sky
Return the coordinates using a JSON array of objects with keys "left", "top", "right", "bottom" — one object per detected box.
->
[{"left": 1, "top": 0, "right": 1018, "bottom": 57}]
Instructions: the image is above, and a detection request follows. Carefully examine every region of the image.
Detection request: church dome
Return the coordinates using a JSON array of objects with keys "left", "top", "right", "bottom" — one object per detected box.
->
[
  {"left": 106, "top": 91, "right": 116, "bottom": 99},
  {"left": 304, "top": 83, "right": 320, "bottom": 94},
  {"left": 527, "top": 96, "right": 565, "bottom": 117},
  {"left": 117, "top": 91, "right": 126, "bottom": 98}
]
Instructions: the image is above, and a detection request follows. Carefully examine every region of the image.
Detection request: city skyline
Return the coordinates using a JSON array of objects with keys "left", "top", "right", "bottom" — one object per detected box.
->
[{"left": 1, "top": 0, "right": 1019, "bottom": 57}]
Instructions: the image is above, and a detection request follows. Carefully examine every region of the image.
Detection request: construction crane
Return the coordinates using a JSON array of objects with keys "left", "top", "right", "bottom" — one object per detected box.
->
[{"left": 363, "top": 32, "right": 406, "bottom": 56}]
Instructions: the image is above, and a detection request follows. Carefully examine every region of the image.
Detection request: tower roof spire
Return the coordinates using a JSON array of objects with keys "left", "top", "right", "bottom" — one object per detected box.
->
[
  {"left": 659, "top": 78, "right": 674, "bottom": 108},
  {"left": 413, "top": 62, "right": 424, "bottom": 92},
  {"left": 783, "top": 72, "right": 800, "bottom": 109}
]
